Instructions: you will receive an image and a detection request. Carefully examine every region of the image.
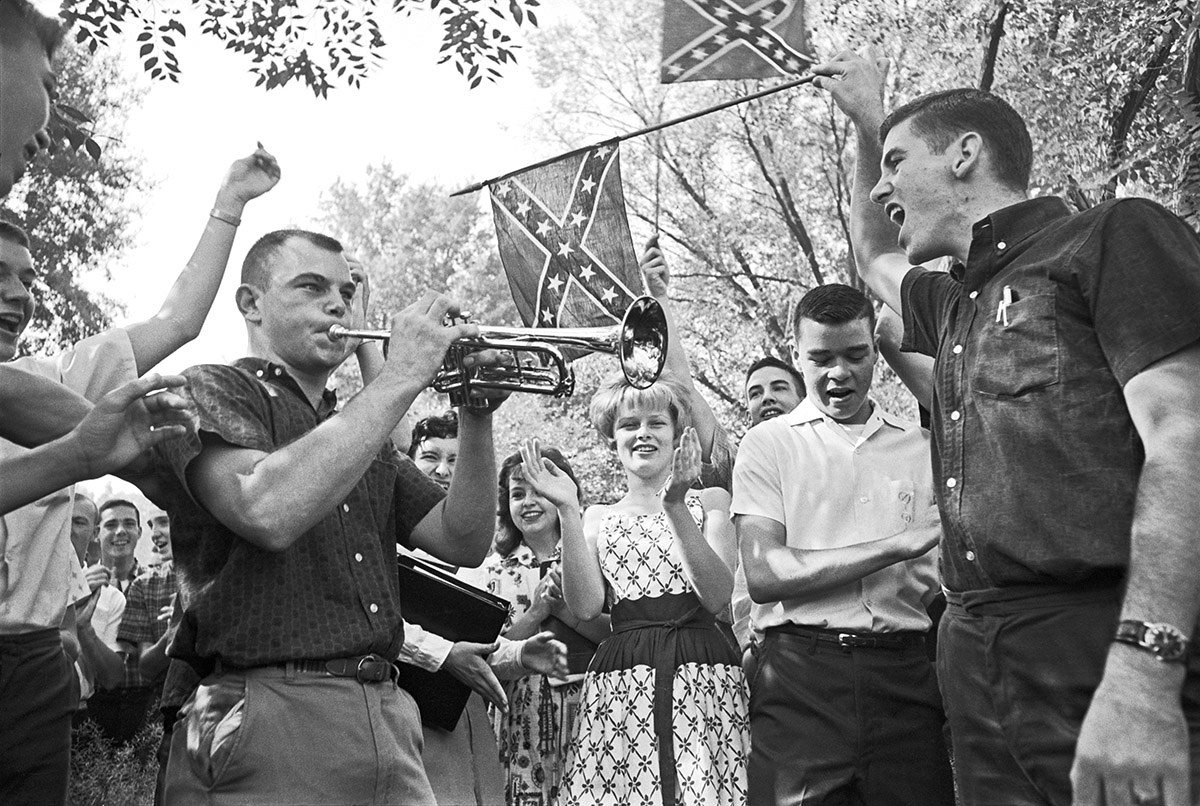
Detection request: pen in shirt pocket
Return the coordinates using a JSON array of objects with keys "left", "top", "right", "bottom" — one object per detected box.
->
[{"left": 995, "top": 285, "right": 1015, "bottom": 327}]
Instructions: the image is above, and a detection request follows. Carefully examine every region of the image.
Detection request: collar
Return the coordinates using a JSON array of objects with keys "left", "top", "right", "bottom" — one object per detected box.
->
[
  {"left": 233, "top": 357, "right": 338, "bottom": 417},
  {"left": 501, "top": 541, "right": 561, "bottom": 569},
  {"left": 784, "top": 395, "right": 906, "bottom": 435},
  {"left": 951, "top": 196, "right": 1072, "bottom": 287}
]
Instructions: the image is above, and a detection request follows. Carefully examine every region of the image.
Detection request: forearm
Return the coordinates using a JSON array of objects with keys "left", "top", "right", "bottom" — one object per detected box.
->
[
  {"left": 79, "top": 624, "right": 124, "bottom": 690},
  {"left": 664, "top": 499, "right": 733, "bottom": 613},
  {"left": 562, "top": 508, "right": 606, "bottom": 620},
  {"left": 127, "top": 188, "right": 248, "bottom": 373},
  {"left": 0, "top": 368, "right": 91, "bottom": 446},
  {"left": 746, "top": 533, "right": 915, "bottom": 603},
  {"left": 878, "top": 338, "right": 934, "bottom": 409},
  {"left": 199, "top": 374, "right": 423, "bottom": 550},
  {"left": 849, "top": 120, "right": 907, "bottom": 313},
  {"left": 0, "top": 436, "right": 92, "bottom": 512},
  {"left": 396, "top": 621, "right": 453, "bottom": 672},
  {"left": 436, "top": 410, "right": 498, "bottom": 566},
  {"left": 504, "top": 604, "right": 549, "bottom": 641},
  {"left": 653, "top": 294, "right": 720, "bottom": 459},
  {"left": 138, "top": 632, "right": 171, "bottom": 681}
]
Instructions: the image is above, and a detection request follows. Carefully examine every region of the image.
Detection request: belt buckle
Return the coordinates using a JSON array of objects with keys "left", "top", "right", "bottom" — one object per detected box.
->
[
  {"left": 837, "top": 632, "right": 873, "bottom": 649},
  {"left": 355, "top": 655, "right": 388, "bottom": 683}
]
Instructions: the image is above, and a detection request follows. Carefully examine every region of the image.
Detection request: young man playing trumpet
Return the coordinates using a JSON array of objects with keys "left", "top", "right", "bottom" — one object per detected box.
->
[{"left": 156, "top": 229, "right": 507, "bottom": 805}]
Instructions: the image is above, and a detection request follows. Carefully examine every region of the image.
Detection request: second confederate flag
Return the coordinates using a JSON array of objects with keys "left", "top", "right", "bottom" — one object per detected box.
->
[{"left": 661, "top": 0, "right": 815, "bottom": 83}]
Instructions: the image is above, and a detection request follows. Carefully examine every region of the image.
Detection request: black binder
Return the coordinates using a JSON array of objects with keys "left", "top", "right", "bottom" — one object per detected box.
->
[
  {"left": 395, "top": 553, "right": 510, "bottom": 731},
  {"left": 540, "top": 613, "right": 599, "bottom": 675}
]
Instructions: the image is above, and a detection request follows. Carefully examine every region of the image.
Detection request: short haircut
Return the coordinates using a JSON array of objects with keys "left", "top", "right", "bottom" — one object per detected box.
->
[
  {"left": 589, "top": 372, "right": 694, "bottom": 444},
  {"left": 407, "top": 411, "right": 459, "bottom": 458},
  {"left": 98, "top": 498, "right": 141, "bottom": 526},
  {"left": 0, "top": 0, "right": 66, "bottom": 59},
  {"left": 495, "top": 445, "right": 581, "bottom": 557},
  {"left": 880, "top": 88, "right": 1033, "bottom": 193},
  {"left": 791, "top": 283, "right": 876, "bottom": 339},
  {"left": 73, "top": 492, "right": 97, "bottom": 520},
  {"left": 0, "top": 220, "right": 31, "bottom": 249},
  {"left": 744, "top": 355, "right": 804, "bottom": 393},
  {"left": 240, "top": 229, "right": 344, "bottom": 289}
]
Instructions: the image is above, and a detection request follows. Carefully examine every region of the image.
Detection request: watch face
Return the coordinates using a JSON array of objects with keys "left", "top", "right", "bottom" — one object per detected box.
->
[{"left": 1145, "top": 623, "right": 1189, "bottom": 661}]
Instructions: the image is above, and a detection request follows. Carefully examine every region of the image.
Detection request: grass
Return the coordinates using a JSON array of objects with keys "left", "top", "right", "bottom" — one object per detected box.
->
[{"left": 69, "top": 720, "right": 161, "bottom": 806}]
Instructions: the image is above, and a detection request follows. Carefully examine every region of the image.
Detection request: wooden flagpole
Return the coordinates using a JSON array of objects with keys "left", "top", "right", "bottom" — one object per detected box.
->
[{"left": 449, "top": 74, "right": 817, "bottom": 197}]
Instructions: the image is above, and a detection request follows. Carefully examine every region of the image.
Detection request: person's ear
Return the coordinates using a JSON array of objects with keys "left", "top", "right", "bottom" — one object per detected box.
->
[
  {"left": 951, "top": 132, "right": 983, "bottom": 180},
  {"left": 236, "top": 284, "right": 264, "bottom": 324}
]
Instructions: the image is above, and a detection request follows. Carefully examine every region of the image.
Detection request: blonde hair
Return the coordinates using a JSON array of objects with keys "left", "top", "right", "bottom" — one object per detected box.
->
[{"left": 588, "top": 372, "right": 693, "bottom": 445}]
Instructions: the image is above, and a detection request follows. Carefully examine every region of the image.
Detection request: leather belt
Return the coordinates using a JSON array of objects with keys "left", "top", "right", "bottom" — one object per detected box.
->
[
  {"left": 766, "top": 624, "right": 924, "bottom": 650},
  {"left": 216, "top": 653, "right": 398, "bottom": 683}
]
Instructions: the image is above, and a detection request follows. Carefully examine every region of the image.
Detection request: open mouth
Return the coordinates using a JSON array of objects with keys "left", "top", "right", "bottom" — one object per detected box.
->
[
  {"left": 520, "top": 509, "right": 545, "bottom": 521},
  {"left": 760, "top": 405, "right": 783, "bottom": 419},
  {"left": 0, "top": 313, "right": 24, "bottom": 335},
  {"left": 827, "top": 388, "right": 854, "bottom": 400},
  {"left": 885, "top": 203, "right": 905, "bottom": 228},
  {"left": 631, "top": 444, "right": 657, "bottom": 455}
]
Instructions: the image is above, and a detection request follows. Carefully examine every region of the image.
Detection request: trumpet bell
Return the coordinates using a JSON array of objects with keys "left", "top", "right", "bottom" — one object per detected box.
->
[{"left": 617, "top": 296, "right": 668, "bottom": 390}]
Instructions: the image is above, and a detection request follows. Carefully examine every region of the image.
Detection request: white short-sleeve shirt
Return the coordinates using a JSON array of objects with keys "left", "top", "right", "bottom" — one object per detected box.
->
[{"left": 731, "top": 396, "right": 940, "bottom": 633}]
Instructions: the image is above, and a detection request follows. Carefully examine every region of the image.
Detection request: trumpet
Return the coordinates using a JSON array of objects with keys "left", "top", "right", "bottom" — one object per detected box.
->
[{"left": 328, "top": 296, "right": 668, "bottom": 403}]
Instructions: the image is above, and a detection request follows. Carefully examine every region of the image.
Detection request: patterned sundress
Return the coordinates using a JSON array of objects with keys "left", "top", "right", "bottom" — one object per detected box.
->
[
  {"left": 560, "top": 495, "right": 750, "bottom": 806},
  {"left": 466, "top": 543, "right": 586, "bottom": 806}
]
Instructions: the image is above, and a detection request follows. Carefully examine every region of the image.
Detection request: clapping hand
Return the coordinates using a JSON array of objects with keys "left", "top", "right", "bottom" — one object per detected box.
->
[
  {"left": 663, "top": 426, "right": 702, "bottom": 504},
  {"left": 520, "top": 631, "right": 569, "bottom": 680},
  {"left": 518, "top": 438, "right": 580, "bottom": 511}
]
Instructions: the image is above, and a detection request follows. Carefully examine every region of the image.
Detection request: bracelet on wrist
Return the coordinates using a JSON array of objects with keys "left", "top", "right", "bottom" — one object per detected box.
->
[{"left": 209, "top": 206, "right": 242, "bottom": 227}]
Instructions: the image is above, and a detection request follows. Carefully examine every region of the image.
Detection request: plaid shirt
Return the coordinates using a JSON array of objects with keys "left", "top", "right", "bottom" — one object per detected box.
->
[
  {"left": 115, "top": 565, "right": 177, "bottom": 688},
  {"left": 156, "top": 359, "right": 447, "bottom": 668}
]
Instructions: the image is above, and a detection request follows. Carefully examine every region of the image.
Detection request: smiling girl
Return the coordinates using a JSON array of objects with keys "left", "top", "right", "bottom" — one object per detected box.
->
[{"left": 522, "top": 374, "right": 749, "bottom": 806}]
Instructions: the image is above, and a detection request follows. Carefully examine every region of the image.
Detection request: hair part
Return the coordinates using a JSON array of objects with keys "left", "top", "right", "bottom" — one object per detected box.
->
[
  {"left": 98, "top": 498, "right": 141, "bottom": 526},
  {"left": 0, "top": 220, "right": 31, "bottom": 250},
  {"left": 588, "top": 372, "right": 694, "bottom": 446},
  {"left": 0, "top": 0, "right": 66, "bottom": 59},
  {"left": 495, "top": 446, "right": 581, "bottom": 557},
  {"left": 791, "top": 283, "right": 877, "bottom": 340},
  {"left": 407, "top": 411, "right": 459, "bottom": 459},
  {"left": 880, "top": 88, "right": 1033, "bottom": 193},
  {"left": 744, "top": 355, "right": 804, "bottom": 395},
  {"left": 240, "top": 229, "right": 344, "bottom": 289}
]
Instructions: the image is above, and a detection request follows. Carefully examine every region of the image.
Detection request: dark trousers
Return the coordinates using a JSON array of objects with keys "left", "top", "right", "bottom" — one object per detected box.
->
[
  {"left": 938, "top": 584, "right": 1200, "bottom": 806},
  {"left": 0, "top": 629, "right": 74, "bottom": 806},
  {"left": 154, "top": 707, "right": 179, "bottom": 806},
  {"left": 85, "top": 684, "right": 156, "bottom": 746},
  {"left": 748, "top": 628, "right": 954, "bottom": 806}
]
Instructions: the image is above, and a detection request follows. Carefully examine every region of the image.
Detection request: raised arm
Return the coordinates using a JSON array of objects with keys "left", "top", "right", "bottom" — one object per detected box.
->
[
  {"left": 1071, "top": 341, "right": 1200, "bottom": 806},
  {"left": 640, "top": 237, "right": 722, "bottom": 461},
  {"left": 812, "top": 50, "right": 911, "bottom": 314},
  {"left": 125, "top": 147, "right": 280, "bottom": 373},
  {"left": 875, "top": 305, "right": 934, "bottom": 409},
  {"left": 188, "top": 294, "right": 481, "bottom": 552}
]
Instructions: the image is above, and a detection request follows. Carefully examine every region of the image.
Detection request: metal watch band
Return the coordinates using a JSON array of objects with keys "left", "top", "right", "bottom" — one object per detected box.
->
[
  {"left": 209, "top": 206, "right": 242, "bottom": 227},
  {"left": 1113, "top": 619, "right": 1190, "bottom": 663}
]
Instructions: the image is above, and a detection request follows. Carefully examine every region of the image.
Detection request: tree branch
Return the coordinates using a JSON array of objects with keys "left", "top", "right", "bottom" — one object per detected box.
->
[{"left": 979, "top": 1, "right": 1010, "bottom": 93}]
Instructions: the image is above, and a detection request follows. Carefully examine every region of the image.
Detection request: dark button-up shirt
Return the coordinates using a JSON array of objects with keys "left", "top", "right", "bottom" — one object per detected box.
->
[
  {"left": 158, "top": 358, "right": 446, "bottom": 667},
  {"left": 902, "top": 197, "right": 1200, "bottom": 592}
]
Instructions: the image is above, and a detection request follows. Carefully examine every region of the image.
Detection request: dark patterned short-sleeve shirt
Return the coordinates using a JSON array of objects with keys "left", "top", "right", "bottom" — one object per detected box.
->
[
  {"left": 901, "top": 197, "right": 1200, "bottom": 592},
  {"left": 116, "top": 565, "right": 177, "bottom": 687},
  {"left": 157, "top": 358, "right": 446, "bottom": 667}
]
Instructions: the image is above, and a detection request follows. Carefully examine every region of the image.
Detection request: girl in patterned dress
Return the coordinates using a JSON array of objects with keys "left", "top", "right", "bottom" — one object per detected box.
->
[
  {"left": 520, "top": 374, "right": 750, "bottom": 806},
  {"left": 468, "top": 447, "right": 610, "bottom": 806}
]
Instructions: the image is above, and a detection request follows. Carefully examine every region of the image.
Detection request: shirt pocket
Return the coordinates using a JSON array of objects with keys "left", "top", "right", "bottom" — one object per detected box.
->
[
  {"left": 969, "top": 292, "right": 1061, "bottom": 397},
  {"left": 871, "top": 479, "right": 918, "bottom": 538}
]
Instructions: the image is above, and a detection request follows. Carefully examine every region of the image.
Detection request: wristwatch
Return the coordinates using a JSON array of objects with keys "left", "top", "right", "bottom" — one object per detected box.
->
[{"left": 1113, "top": 620, "right": 1190, "bottom": 663}]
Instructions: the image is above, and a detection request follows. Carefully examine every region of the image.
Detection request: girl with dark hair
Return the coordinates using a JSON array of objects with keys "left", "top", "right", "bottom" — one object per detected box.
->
[{"left": 463, "top": 446, "right": 609, "bottom": 806}]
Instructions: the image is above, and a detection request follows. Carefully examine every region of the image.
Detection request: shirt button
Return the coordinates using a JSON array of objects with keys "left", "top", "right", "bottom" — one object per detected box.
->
[
  {"left": 355, "top": 552, "right": 363, "bottom": 562},
  {"left": 859, "top": 496, "right": 869, "bottom": 503},
  {"left": 342, "top": 503, "right": 350, "bottom": 513},
  {"left": 369, "top": 603, "right": 379, "bottom": 613},
  {"left": 997, "top": 241, "right": 1007, "bottom": 250},
  {"left": 952, "top": 344, "right": 963, "bottom": 355},
  {"left": 950, "top": 411, "right": 961, "bottom": 421},
  {"left": 255, "top": 370, "right": 264, "bottom": 377},
  {"left": 968, "top": 291, "right": 979, "bottom": 299},
  {"left": 965, "top": 550, "right": 976, "bottom": 561},
  {"left": 946, "top": 477, "right": 958, "bottom": 488}
]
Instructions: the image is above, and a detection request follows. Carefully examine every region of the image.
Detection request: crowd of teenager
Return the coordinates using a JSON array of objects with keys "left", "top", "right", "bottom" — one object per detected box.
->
[{"left": 3, "top": 2, "right": 1200, "bottom": 805}]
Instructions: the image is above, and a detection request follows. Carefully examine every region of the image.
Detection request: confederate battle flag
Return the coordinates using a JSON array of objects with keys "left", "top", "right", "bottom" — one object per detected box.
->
[
  {"left": 488, "top": 144, "right": 645, "bottom": 329},
  {"left": 661, "top": 0, "right": 815, "bottom": 84}
]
